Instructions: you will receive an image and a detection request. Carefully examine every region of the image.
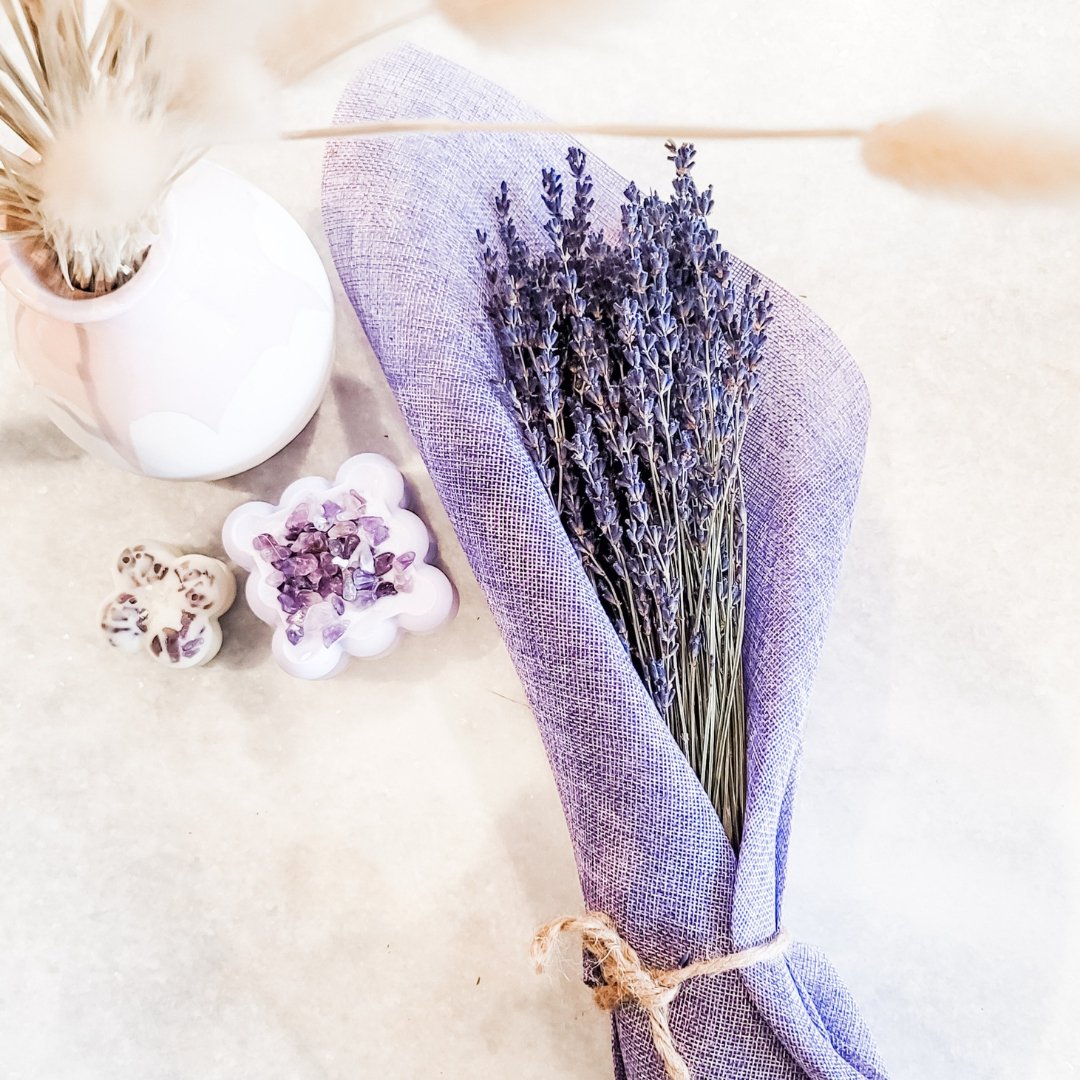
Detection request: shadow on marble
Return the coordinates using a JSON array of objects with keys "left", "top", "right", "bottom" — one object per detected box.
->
[
  {"left": 0, "top": 412, "right": 85, "bottom": 464},
  {"left": 215, "top": 407, "right": 324, "bottom": 499},
  {"left": 330, "top": 365, "right": 398, "bottom": 443},
  {"left": 216, "top": 594, "right": 272, "bottom": 672},
  {"left": 495, "top": 790, "right": 579, "bottom": 918},
  {"left": 799, "top": 472, "right": 1072, "bottom": 1078},
  {"left": 327, "top": 609, "right": 491, "bottom": 687}
]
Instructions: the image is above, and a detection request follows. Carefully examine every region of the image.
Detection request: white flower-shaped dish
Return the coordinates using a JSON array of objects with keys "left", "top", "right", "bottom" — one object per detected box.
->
[
  {"left": 100, "top": 543, "right": 236, "bottom": 668},
  {"left": 222, "top": 453, "right": 455, "bottom": 680}
]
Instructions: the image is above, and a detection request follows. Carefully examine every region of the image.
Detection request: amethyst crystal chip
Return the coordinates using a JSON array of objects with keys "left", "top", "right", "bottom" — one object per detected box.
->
[
  {"left": 253, "top": 533, "right": 290, "bottom": 561},
  {"left": 294, "top": 531, "right": 327, "bottom": 555},
  {"left": 253, "top": 493, "right": 415, "bottom": 646},
  {"left": 359, "top": 516, "right": 390, "bottom": 545},
  {"left": 342, "top": 573, "right": 357, "bottom": 602},
  {"left": 285, "top": 503, "right": 310, "bottom": 536},
  {"left": 278, "top": 591, "right": 303, "bottom": 615}
]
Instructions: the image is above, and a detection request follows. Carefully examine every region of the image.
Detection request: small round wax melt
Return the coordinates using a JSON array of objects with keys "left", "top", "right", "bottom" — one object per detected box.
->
[
  {"left": 222, "top": 453, "right": 455, "bottom": 680},
  {"left": 99, "top": 542, "right": 236, "bottom": 669}
]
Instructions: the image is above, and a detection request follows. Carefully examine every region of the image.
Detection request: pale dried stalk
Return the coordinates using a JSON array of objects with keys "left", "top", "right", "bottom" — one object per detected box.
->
[
  {"left": 287, "top": 118, "right": 865, "bottom": 142},
  {"left": 289, "top": 114, "right": 1080, "bottom": 201}
]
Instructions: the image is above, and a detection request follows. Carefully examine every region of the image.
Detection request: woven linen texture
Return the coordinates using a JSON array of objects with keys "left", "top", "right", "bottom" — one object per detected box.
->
[{"left": 322, "top": 45, "right": 888, "bottom": 1080}]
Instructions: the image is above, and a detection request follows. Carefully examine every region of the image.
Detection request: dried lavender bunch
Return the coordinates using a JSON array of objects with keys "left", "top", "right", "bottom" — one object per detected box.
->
[{"left": 480, "top": 144, "right": 772, "bottom": 849}]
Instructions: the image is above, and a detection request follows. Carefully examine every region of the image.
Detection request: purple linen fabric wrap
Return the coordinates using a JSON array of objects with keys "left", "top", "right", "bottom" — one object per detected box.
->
[{"left": 322, "top": 44, "right": 887, "bottom": 1080}]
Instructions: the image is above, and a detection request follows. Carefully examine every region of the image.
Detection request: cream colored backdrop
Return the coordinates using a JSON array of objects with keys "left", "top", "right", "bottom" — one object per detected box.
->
[{"left": 1, "top": 2, "right": 1077, "bottom": 1077}]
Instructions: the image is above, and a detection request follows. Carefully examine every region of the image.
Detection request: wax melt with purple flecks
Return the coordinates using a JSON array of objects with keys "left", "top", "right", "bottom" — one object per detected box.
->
[
  {"left": 99, "top": 543, "right": 234, "bottom": 669},
  {"left": 251, "top": 490, "right": 416, "bottom": 649}
]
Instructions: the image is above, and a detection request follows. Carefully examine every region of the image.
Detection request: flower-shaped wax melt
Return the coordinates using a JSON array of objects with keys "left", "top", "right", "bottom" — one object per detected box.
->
[
  {"left": 100, "top": 543, "right": 236, "bottom": 668},
  {"left": 222, "top": 453, "right": 454, "bottom": 679}
]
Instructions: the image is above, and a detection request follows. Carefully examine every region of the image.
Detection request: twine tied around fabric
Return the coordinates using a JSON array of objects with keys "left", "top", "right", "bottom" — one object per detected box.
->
[{"left": 531, "top": 913, "right": 792, "bottom": 1080}]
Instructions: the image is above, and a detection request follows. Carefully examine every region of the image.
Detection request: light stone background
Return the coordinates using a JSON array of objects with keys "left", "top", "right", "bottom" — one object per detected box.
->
[{"left": 1, "top": 2, "right": 1078, "bottom": 1078}]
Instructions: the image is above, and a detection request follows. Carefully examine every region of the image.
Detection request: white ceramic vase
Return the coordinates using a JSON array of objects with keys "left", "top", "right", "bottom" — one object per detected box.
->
[{"left": 0, "top": 161, "right": 335, "bottom": 481}]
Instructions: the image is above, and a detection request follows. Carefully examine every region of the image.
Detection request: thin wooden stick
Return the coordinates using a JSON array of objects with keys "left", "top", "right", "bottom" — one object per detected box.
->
[{"left": 284, "top": 117, "right": 867, "bottom": 143}]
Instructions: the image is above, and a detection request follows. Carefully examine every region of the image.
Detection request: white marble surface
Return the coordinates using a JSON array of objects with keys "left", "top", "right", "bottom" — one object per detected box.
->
[{"left": 2, "top": 3, "right": 1079, "bottom": 1077}]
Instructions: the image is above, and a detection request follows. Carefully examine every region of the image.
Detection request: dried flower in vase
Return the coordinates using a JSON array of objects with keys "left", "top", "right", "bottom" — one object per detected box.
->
[
  {"left": 0, "top": 0, "right": 392, "bottom": 295},
  {"left": 0, "top": 2, "right": 193, "bottom": 294}
]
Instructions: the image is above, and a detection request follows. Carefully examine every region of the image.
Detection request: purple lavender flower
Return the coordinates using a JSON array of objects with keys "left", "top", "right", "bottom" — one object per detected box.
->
[{"left": 484, "top": 144, "right": 772, "bottom": 847}]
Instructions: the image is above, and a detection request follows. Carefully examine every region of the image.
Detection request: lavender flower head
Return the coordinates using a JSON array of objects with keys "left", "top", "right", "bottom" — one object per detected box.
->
[{"left": 481, "top": 143, "right": 773, "bottom": 847}]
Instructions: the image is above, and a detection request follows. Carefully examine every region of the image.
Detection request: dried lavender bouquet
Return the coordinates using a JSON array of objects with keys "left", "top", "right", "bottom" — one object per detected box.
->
[{"left": 482, "top": 144, "right": 771, "bottom": 847}]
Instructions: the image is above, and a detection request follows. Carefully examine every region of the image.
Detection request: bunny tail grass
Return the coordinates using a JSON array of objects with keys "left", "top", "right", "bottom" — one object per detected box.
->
[
  {"left": 861, "top": 111, "right": 1080, "bottom": 198},
  {"left": 434, "top": 0, "right": 622, "bottom": 36}
]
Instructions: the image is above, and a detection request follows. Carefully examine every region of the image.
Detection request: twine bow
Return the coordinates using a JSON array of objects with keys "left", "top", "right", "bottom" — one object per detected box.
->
[{"left": 531, "top": 912, "right": 791, "bottom": 1080}]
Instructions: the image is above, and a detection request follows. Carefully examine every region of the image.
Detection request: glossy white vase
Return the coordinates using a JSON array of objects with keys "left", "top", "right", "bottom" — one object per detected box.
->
[{"left": 0, "top": 161, "right": 335, "bottom": 481}]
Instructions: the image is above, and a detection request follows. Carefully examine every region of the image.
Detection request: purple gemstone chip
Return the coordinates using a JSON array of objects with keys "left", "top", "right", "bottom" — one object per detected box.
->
[
  {"left": 285, "top": 503, "right": 310, "bottom": 533},
  {"left": 294, "top": 531, "right": 326, "bottom": 555},
  {"left": 291, "top": 554, "right": 319, "bottom": 577},
  {"left": 359, "top": 516, "right": 390, "bottom": 545},
  {"left": 339, "top": 489, "right": 366, "bottom": 517},
  {"left": 253, "top": 533, "right": 289, "bottom": 562}
]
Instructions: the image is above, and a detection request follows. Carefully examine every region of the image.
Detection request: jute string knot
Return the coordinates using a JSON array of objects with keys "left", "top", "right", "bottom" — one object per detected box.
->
[{"left": 531, "top": 912, "right": 791, "bottom": 1080}]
